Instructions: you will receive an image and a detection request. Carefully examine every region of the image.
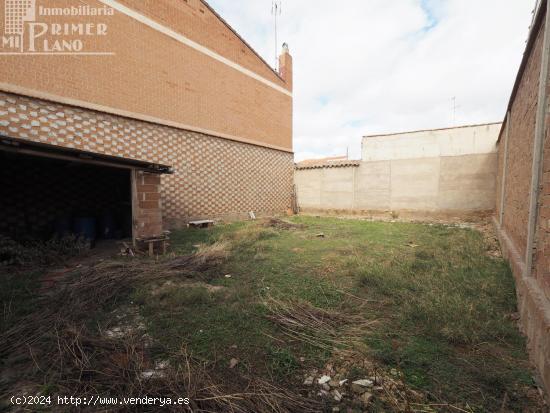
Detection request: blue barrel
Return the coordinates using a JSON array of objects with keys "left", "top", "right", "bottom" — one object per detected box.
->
[{"left": 73, "top": 217, "right": 97, "bottom": 242}]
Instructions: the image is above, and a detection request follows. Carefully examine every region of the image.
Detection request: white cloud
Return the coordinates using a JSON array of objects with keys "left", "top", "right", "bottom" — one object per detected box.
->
[{"left": 208, "top": 0, "right": 536, "bottom": 161}]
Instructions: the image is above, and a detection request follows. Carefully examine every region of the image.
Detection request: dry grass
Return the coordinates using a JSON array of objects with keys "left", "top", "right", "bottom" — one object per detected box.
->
[
  {"left": 263, "top": 218, "right": 306, "bottom": 231},
  {"left": 263, "top": 296, "right": 374, "bottom": 353},
  {"left": 0, "top": 243, "right": 323, "bottom": 412},
  {"left": 169, "top": 241, "right": 230, "bottom": 272}
]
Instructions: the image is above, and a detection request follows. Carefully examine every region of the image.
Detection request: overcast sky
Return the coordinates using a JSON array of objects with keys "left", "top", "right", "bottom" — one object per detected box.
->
[{"left": 208, "top": 0, "right": 537, "bottom": 161}]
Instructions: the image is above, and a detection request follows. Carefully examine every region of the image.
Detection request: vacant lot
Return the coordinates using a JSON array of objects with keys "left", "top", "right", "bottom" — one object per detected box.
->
[{"left": 1, "top": 217, "right": 545, "bottom": 412}]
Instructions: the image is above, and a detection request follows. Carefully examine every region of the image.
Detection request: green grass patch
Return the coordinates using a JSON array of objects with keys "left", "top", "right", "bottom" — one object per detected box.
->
[{"left": 132, "top": 216, "right": 537, "bottom": 411}]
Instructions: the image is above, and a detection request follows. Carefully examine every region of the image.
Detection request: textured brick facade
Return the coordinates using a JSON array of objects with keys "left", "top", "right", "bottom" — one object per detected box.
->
[
  {"left": 0, "top": 0, "right": 295, "bottom": 232},
  {"left": 0, "top": 91, "right": 294, "bottom": 226},
  {"left": 0, "top": 0, "right": 293, "bottom": 151},
  {"left": 496, "top": 7, "right": 550, "bottom": 397}
]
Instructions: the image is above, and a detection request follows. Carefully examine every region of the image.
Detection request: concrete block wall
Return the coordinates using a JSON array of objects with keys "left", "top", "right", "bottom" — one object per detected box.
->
[
  {"left": 297, "top": 123, "right": 500, "bottom": 215},
  {"left": 296, "top": 153, "right": 497, "bottom": 214},
  {"left": 362, "top": 123, "right": 501, "bottom": 161}
]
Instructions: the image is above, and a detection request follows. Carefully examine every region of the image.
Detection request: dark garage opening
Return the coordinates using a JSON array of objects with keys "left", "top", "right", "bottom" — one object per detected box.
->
[{"left": 0, "top": 150, "right": 133, "bottom": 244}]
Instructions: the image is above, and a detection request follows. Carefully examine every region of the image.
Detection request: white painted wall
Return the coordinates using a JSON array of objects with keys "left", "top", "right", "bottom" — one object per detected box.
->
[{"left": 362, "top": 123, "right": 501, "bottom": 161}]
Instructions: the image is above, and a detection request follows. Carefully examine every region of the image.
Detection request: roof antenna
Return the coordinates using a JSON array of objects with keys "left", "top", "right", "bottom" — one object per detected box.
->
[
  {"left": 272, "top": 0, "right": 282, "bottom": 70},
  {"left": 451, "top": 96, "right": 460, "bottom": 126}
]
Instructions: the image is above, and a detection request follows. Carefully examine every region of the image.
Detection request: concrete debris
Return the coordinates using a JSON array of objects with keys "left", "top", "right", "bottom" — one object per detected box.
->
[
  {"left": 303, "top": 361, "right": 424, "bottom": 410},
  {"left": 140, "top": 359, "right": 170, "bottom": 379},
  {"left": 352, "top": 379, "right": 374, "bottom": 387},
  {"left": 140, "top": 370, "right": 163, "bottom": 379},
  {"left": 229, "top": 358, "right": 239, "bottom": 369},
  {"left": 318, "top": 375, "right": 331, "bottom": 384}
]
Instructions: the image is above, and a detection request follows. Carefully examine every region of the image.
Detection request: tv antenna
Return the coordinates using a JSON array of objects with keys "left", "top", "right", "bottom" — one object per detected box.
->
[
  {"left": 272, "top": 0, "right": 282, "bottom": 70},
  {"left": 451, "top": 96, "right": 461, "bottom": 125}
]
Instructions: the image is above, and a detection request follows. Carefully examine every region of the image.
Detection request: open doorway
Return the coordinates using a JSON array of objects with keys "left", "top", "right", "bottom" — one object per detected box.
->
[{"left": 0, "top": 150, "right": 133, "bottom": 245}]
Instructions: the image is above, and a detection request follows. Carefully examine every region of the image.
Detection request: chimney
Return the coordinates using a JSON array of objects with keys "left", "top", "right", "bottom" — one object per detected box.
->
[{"left": 278, "top": 43, "right": 293, "bottom": 91}]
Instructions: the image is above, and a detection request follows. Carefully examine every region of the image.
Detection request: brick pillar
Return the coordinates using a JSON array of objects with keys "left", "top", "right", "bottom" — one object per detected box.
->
[
  {"left": 279, "top": 43, "right": 293, "bottom": 91},
  {"left": 131, "top": 170, "right": 163, "bottom": 241}
]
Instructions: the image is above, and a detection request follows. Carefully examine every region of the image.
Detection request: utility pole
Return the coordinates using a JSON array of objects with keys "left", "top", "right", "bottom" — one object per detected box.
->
[{"left": 272, "top": 0, "right": 282, "bottom": 70}]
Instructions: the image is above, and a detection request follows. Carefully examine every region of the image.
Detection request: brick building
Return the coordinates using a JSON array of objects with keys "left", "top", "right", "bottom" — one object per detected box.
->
[
  {"left": 495, "top": 0, "right": 550, "bottom": 396},
  {"left": 0, "top": 0, "right": 294, "bottom": 242}
]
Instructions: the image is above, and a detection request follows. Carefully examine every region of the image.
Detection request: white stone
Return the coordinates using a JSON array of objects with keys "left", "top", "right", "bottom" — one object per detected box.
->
[
  {"left": 318, "top": 375, "right": 331, "bottom": 384},
  {"left": 352, "top": 379, "right": 374, "bottom": 387}
]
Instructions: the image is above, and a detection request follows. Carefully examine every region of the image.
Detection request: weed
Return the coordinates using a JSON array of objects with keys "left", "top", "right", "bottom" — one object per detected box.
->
[{"left": 267, "top": 346, "right": 299, "bottom": 379}]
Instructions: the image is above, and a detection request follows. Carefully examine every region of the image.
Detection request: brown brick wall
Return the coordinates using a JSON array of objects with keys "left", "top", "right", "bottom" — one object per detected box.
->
[
  {"left": 0, "top": 0, "right": 292, "bottom": 151},
  {"left": 0, "top": 91, "right": 294, "bottom": 226},
  {"left": 496, "top": 11, "right": 550, "bottom": 398},
  {"left": 133, "top": 171, "right": 163, "bottom": 239},
  {"left": 533, "top": 104, "right": 550, "bottom": 300},
  {"left": 500, "top": 22, "right": 543, "bottom": 258},
  {"left": 116, "top": 0, "right": 285, "bottom": 88}
]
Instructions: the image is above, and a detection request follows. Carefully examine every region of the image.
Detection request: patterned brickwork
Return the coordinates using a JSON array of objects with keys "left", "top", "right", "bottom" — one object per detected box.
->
[
  {"left": 0, "top": 92, "right": 294, "bottom": 225},
  {"left": 0, "top": 0, "right": 293, "bottom": 151}
]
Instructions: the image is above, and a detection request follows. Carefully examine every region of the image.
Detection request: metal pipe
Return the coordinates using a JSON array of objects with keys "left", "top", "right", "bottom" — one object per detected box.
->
[
  {"left": 499, "top": 111, "right": 511, "bottom": 227},
  {"left": 525, "top": 0, "right": 550, "bottom": 277}
]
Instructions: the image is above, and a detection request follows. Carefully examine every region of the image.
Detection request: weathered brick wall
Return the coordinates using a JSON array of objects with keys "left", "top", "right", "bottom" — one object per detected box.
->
[
  {"left": 0, "top": 0, "right": 292, "bottom": 151},
  {"left": 0, "top": 92, "right": 294, "bottom": 225},
  {"left": 133, "top": 171, "right": 163, "bottom": 239},
  {"left": 496, "top": 12, "right": 550, "bottom": 397},
  {"left": 495, "top": 125, "right": 505, "bottom": 220},
  {"left": 500, "top": 23, "right": 543, "bottom": 258},
  {"left": 533, "top": 105, "right": 550, "bottom": 300}
]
